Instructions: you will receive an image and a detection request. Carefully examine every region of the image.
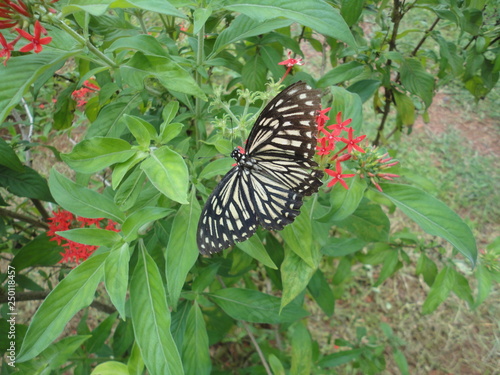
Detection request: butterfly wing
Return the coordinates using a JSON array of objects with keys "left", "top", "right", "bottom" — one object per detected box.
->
[
  {"left": 197, "top": 166, "right": 304, "bottom": 254},
  {"left": 197, "top": 167, "right": 258, "bottom": 254}
]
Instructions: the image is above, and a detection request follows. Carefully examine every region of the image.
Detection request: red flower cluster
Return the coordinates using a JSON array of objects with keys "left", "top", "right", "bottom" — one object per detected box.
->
[
  {"left": 72, "top": 80, "right": 100, "bottom": 107},
  {"left": 0, "top": 0, "right": 53, "bottom": 65},
  {"left": 47, "top": 209, "right": 119, "bottom": 264},
  {"left": 315, "top": 109, "right": 366, "bottom": 189}
]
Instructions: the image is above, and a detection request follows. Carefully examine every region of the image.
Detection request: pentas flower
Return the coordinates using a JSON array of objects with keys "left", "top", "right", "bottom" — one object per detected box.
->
[
  {"left": 0, "top": 0, "right": 30, "bottom": 18},
  {"left": 339, "top": 127, "right": 366, "bottom": 154},
  {"left": 278, "top": 50, "right": 305, "bottom": 82},
  {"left": 315, "top": 111, "right": 367, "bottom": 189},
  {"left": 354, "top": 147, "right": 400, "bottom": 192},
  {"left": 0, "top": 33, "right": 19, "bottom": 65},
  {"left": 16, "top": 20, "right": 52, "bottom": 53},
  {"left": 47, "top": 209, "right": 120, "bottom": 264},
  {"left": 325, "top": 161, "right": 356, "bottom": 189},
  {"left": 72, "top": 80, "right": 100, "bottom": 107}
]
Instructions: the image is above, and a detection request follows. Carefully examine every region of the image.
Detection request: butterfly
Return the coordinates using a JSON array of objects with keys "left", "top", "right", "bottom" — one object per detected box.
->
[{"left": 197, "top": 81, "right": 324, "bottom": 254}]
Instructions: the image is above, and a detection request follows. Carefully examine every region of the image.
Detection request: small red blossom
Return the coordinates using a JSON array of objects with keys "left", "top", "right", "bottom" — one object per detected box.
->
[
  {"left": 1, "top": 0, "right": 30, "bottom": 17},
  {"left": 72, "top": 80, "right": 100, "bottom": 107},
  {"left": 328, "top": 111, "right": 352, "bottom": 133},
  {"left": 325, "top": 161, "right": 356, "bottom": 189},
  {"left": 47, "top": 209, "right": 120, "bottom": 264},
  {"left": 278, "top": 51, "right": 305, "bottom": 82},
  {"left": 0, "top": 33, "right": 19, "bottom": 65},
  {"left": 16, "top": 20, "right": 52, "bottom": 53},
  {"left": 316, "top": 107, "right": 331, "bottom": 131},
  {"left": 339, "top": 127, "right": 366, "bottom": 154},
  {"left": 316, "top": 137, "right": 332, "bottom": 156}
]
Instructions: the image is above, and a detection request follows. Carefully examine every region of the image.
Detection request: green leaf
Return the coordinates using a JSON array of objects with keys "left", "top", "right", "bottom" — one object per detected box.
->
[
  {"left": 160, "top": 123, "right": 184, "bottom": 144},
  {"left": 49, "top": 169, "right": 125, "bottom": 223},
  {"left": 130, "top": 244, "right": 183, "bottom": 375},
  {"left": 307, "top": 269, "right": 335, "bottom": 316},
  {"left": 122, "top": 206, "right": 172, "bottom": 242},
  {"left": 11, "top": 233, "right": 62, "bottom": 270},
  {"left": 321, "top": 237, "right": 366, "bottom": 257},
  {"left": 122, "top": 52, "right": 206, "bottom": 100},
  {"left": 290, "top": 322, "right": 312, "bottom": 375},
  {"left": 181, "top": 302, "right": 211, "bottom": 375},
  {"left": 347, "top": 79, "right": 381, "bottom": 103},
  {"left": 123, "top": 115, "right": 153, "bottom": 148},
  {"left": 328, "top": 86, "right": 364, "bottom": 133},
  {"left": 0, "top": 51, "right": 80, "bottom": 123},
  {"left": 474, "top": 264, "right": 493, "bottom": 308},
  {"left": 40, "top": 335, "right": 91, "bottom": 371},
  {"left": 377, "top": 183, "right": 477, "bottom": 266},
  {"left": 91, "top": 361, "right": 129, "bottom": 375},
  {"left": 114, "top": 167, "right": 147, "bottom": 210},
  {"left": 393, "top": 348, "right": 410, "bottom": 375},
  {"left": 399, "top": 58, "right": 435, "bottom": 107},
  {"left": 393, "top": 90, "right": 416, "bottom": 126},
  {"left": 281, "top": 206, "right": 314, "bottom": 267},
  {"left": 0, "top": 138, "right": 23, "bottom": 171},
  {"left": 105, "top": 34, "right": 166, "bottom": 57},
  {"left": 450, "top": 268, "right": 473, "bottom": 306},
  {"left": 374, "top": 250, "right": 402, "bottom": 286},
  {"left": 210, "top": 288, "right": 309, "bottom": 324},
  {"left": 269, "top": 354, "right": 286, "bottom": 375},
  {"left": 111, "top": 0, "right": 185, "bottom": 18},
  {"left": 0, "top": 165, "right": 53, "bottom": 202},
  {"left": 242, "top": 54, "right": 267, "bottom": 91},
  {"left": 236, "top": 235, "right": 277, "bottom": 269},
  {"left": 56, "top": 228, "right": 122, "bottom": 247},
  {"left": 281, "top": 246, "right": 319, "bottom": 310},
  {"left": 193, "top": 7, "right": 212, "bottom": 34},
  {"left": 317, "top": 175, "right": 366, "bottom": 223},
  {"left": 140, "top": 146, "right": 189, "bottom": 204},
  {"left": 165, "top": 190, "right": 201, "bottom": 307},
  {"left": 198, "top": 158, "right": 233, "bottom": 180},
  {"left": 104, "top": 243, "right": 130, "bottom": 318},
  {"left": 335, "top": 199, "right": 390, "bottom": 242},
  {"left": 162, "top": 101, "right": 180, "bottom": 125},
  {"left": 341, "top": 0, "right": 365, "bottom": 26},
  {"left": 112, "top": 150, "right": 148, "bottom": 189},
  {"left": 416, "top": 253, "right": 438, "bottom": 286},
  {"left": 62, "top": 137, "right": 135, "bottom": 173},
  {"left": 224, "top": 0, "right": 356, "bottom": 47},
  {"left": 317, "top": 61, "right": 365, "bottom": 87},
  {"left": 18, "top": 253, "right": 107, "bottom": 361},
  {"left": 318, "top": 348, "right": 365, "bottom": 367},
  {"left": 213, "top": 15, "right": 292, "bottom": 55},
  {"left": 86, "top": 101, "right": 139, "bottom": 139},
  {"left": 53, "top": 83, "right": 77, "bottom": 130},
  {"left": 422, "top": 266, "right": 455, "bottom": 314}
]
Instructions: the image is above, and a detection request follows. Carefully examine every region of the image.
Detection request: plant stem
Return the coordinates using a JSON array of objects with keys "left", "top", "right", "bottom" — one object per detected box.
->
[
  {"left": 194, "top": 23, "right": 206, "bottom": 142},
  {"left": 51, "top": 16, "right": 118, "bottom": 68}
]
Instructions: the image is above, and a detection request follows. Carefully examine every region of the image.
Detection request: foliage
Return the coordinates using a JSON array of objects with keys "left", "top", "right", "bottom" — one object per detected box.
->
[{"left": 0, "top": 0, "right": 498, "bottom": 374}]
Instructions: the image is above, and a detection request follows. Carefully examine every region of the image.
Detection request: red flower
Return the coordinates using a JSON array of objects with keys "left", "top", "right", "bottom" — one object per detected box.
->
[
  {"left": 0, "top": 33, "right": 19, "bottom": 65},
  {"left": 1, "top": 0, "right": 30, "bottom": 17},
  {"left": 278, "top": 51, "right": 305, "bottom": 82},
  {"left": 328, "top": 112, "right": 352, "bottom": 133},
  {"left": 15, "top": 20, "right": 52, "bottom": 53},
  {"left": 316, "top": 107, "right": 331, "bottom": 131},
  {"left": 47, "top": 209, "right": 120, "bottom": 264},
  {"left": 325, "top": 161, "right": 356, "bottom": 189},
  {"left": 72, "top": 80, "right": 100, "bottom": 107},
  {"left": 316, "top": 137, "right": 332, "bottom": 156},
  {"left": 339, "top": 127, "right": 366, "bottom": 154}
]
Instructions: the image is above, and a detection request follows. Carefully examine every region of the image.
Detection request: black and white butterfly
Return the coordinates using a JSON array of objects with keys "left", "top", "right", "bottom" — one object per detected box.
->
[{"left": 197, "top": 81, "right": 323, "bottom": 254}]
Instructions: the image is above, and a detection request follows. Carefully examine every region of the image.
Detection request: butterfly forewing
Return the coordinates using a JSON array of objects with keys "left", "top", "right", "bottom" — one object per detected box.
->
[
  {"left": 197, "top": 81, "right": 323, "bottom": 254},
  {"left": 246, "top": 81, "right": 321, "bottom": 161}
]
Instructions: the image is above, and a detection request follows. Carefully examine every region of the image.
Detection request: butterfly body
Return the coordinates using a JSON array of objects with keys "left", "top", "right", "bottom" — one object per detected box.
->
[{"left": 197, "top": 81, "right": 323, "bottom": 254}]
